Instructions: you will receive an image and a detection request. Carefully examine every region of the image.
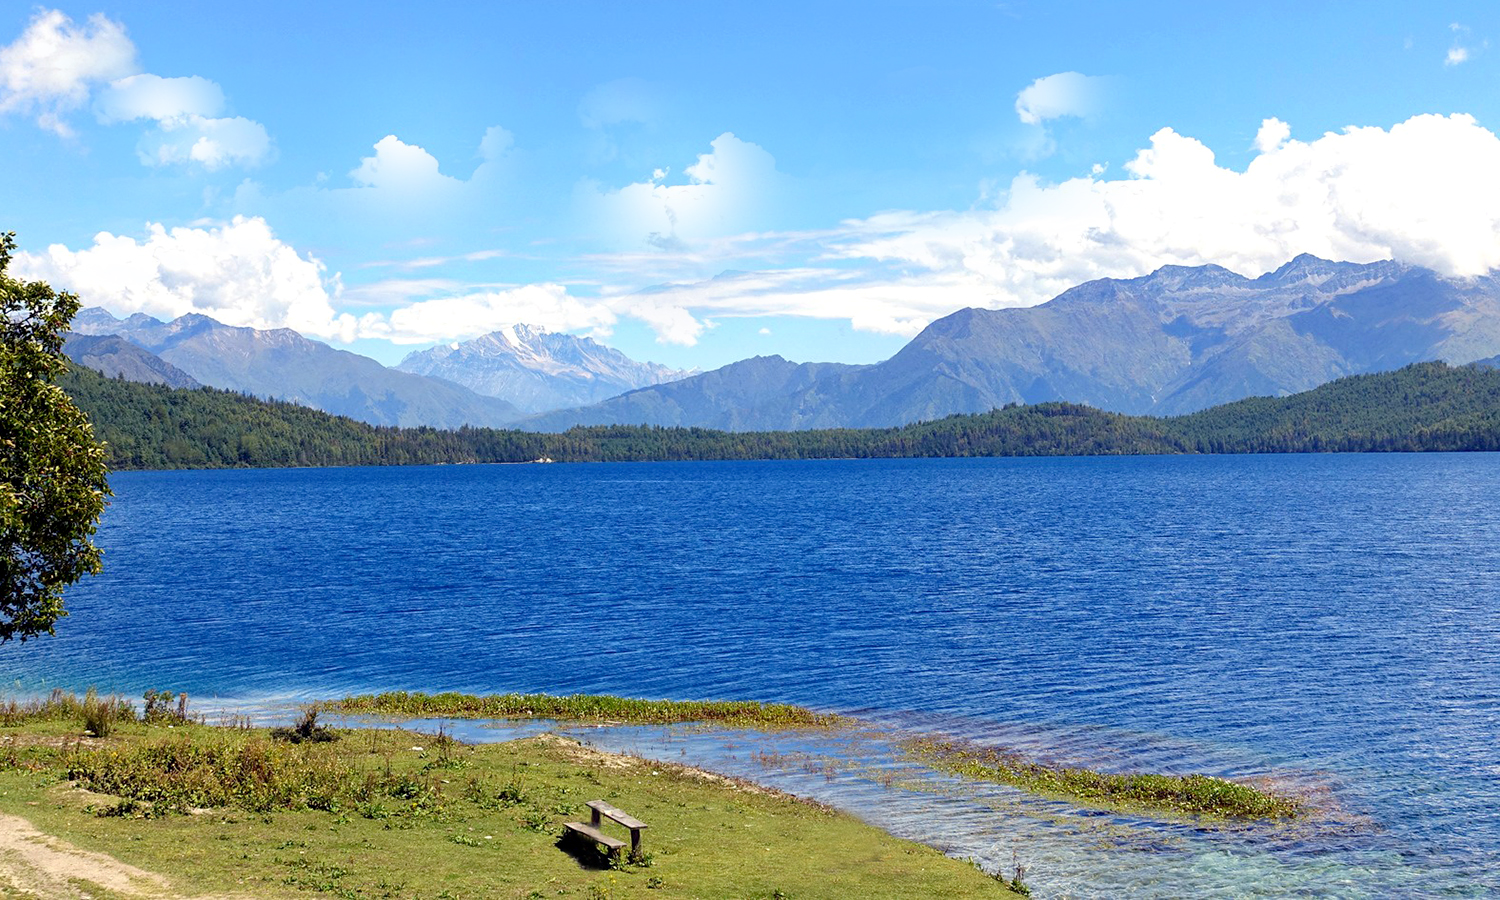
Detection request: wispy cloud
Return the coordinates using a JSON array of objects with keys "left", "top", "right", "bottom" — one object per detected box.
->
[
  {"left": 0, "top": 8, "right": 135, "bottom": 136},
  {"left": 1446, "top": 23, "right": 1486, "bottom": 66},
  {"left": 0, "top": 8, "right": 272, "bottom": 166},
  {"left": 28, "top": 113, "right": 1500, "bottom": 355}
]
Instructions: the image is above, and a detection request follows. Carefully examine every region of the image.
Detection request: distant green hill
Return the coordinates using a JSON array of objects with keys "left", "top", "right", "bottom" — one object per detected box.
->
[{"left": 59, "top": 360, "right": 1500, "bottom": 471}]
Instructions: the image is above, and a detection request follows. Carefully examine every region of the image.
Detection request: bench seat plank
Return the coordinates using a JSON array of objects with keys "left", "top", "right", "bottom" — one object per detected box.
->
[
  {"left": 586, "top": 800, "right": 648, "bottom": 830},
  {"left": 563, "top": 821, "right": 626, "bottom": 851}
]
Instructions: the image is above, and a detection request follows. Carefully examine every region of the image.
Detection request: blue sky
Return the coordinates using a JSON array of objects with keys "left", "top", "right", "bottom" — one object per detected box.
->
[{"left": 4, "top": 2, "right": 1500, "bottom": 370}]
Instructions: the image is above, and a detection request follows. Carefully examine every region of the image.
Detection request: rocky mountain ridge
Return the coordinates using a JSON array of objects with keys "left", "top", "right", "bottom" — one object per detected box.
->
[
  {"left": 524, "top": 255, "right": 1500, "bottom": 430},
  {"left": 68, "top": 309, "right": 522, "bottom": 429}
]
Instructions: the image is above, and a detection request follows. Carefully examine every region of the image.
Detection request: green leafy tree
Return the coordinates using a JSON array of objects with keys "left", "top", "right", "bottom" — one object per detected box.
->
[{"left": 0, "top": 233, "right": 110, "bottom": 641}]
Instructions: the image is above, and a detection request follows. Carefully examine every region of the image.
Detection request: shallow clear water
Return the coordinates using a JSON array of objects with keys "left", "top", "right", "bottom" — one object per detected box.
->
[{"left": 4, "top": 455, "right": 1499, "bottom": 897}]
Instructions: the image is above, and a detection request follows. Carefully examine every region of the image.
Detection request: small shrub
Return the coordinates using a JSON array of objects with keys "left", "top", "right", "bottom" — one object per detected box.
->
[
  {"left": 64, "top": 735, "right": 446, "bottom": 818},
  {"left": 271, "top": 705, "right": 337, "bottom": 744},
  {"left": 1001, "top": 854, "right": 1031, "bottom": 896},
  {"left": 94, "top": 797, "right": 143, "bottom": 818},
  {"left": 142, "top": 690, "right": 189, "bottom": 726},
  {"left": 81, "top": 688, "right": 131, "bottom": 738},
  {"left": 496, "top": 766, "right": 530, "bottom": 806}
]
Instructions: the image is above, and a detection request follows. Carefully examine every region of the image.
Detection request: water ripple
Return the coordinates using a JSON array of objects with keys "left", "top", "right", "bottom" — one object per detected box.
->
[{"left": 2, "top": 454, "right": 1498, "bottom": 896}]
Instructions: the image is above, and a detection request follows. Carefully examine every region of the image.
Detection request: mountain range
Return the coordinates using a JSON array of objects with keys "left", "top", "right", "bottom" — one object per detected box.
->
[
  {"left": 69, "top": 309, "right": 522, "bottom": 429},
  {"left": 523, "top": 255, "right": 1500, "bottom": 430},
  {"left": 62, "top": 255, "right": 1500, "bottom": 433}
]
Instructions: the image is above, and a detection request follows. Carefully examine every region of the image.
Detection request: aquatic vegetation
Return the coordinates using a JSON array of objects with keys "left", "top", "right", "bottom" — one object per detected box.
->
[
  {"left": 906, "top": 737, "right": 1301, "bottom": 820},
  {"left": 333, "top": 691, "right": 845, "bottom": 728}
]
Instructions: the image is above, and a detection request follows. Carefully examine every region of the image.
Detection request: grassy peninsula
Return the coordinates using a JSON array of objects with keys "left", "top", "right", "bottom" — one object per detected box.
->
[
  {"left": 334, "top": 691, "right": 846, "bottom": 728},
  {"left": 60, "top": 360, "right": 1500, "bottom": 470},
  {"left": 0, "top": 692, "right": 1018, "bottom": 899}
]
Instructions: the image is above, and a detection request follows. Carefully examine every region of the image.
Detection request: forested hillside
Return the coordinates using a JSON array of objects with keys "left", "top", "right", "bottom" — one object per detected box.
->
[{"left": 60, "top": 360, "right": 1500, "bottom": 471}]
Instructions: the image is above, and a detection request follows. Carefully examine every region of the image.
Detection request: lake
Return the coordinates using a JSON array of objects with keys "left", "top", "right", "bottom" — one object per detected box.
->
[{"left": 4, "top": 455, "right": 1498, "bottom": 897}]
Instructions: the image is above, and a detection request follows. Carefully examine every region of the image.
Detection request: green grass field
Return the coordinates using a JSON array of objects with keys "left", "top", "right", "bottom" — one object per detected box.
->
[{"left": 0, "top": 697, "right": 1022, "bottom": 899}]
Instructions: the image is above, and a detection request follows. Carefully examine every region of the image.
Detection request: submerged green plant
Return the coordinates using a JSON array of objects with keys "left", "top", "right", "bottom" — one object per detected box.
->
[{"left": 907, "top": 737, "right": 1300, "bottom": 820}]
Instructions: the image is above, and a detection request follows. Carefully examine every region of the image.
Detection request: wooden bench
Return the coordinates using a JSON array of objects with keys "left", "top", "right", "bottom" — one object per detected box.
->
[{"left": 563, "top": 800, "right": 648, "bottom": 859}]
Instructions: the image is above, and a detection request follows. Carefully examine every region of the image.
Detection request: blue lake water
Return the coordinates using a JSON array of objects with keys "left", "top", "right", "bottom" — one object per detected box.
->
[{"left": 4, "top": 455, "right": 1499, "bottom": 897}]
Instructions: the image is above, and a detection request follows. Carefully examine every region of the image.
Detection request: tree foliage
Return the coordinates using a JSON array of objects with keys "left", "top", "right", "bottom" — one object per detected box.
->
[
  {"left": 0, "top": 233, "right": 110, "bottom": 641},
  {"left": 58, "top": 358, "right": 1500, "bottom": 471}
]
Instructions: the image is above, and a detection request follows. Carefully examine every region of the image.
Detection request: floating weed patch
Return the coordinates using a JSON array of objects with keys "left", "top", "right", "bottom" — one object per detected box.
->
[
  {"left": 334, "top": 691, "right": 845, "bottom": 728},
  {"left": 905, "top": 737, "right": 1302, "bottom": 820}
]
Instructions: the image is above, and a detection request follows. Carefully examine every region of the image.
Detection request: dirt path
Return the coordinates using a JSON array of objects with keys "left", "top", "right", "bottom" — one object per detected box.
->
[{"left": 0, "top": 811, "right": 213, "bottom": 899}]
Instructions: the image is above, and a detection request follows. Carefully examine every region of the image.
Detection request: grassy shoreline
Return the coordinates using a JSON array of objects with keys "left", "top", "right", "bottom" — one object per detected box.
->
[
  {"left": 0, "top": 690, "right": 1308, "bottom": 897},
  {"left": 333, "top": 691, "right": 1301, "bottom": 823},
  {"left": 0, "top": 691, "right": 1024, "bottom": 898}
]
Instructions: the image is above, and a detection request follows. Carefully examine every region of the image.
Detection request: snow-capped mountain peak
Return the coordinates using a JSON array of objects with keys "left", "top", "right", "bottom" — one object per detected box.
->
[{"left": 396, "top": 326, "right": 690, "bottom": 414}]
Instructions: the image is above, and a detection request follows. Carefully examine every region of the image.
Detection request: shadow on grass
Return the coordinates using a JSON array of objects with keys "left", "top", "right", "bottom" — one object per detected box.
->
[{"left": 554, "top": 832, "right": 615, "bottom": 871}]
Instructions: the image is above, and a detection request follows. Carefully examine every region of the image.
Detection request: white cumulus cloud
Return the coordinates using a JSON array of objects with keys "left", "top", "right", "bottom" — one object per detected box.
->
[
  {"left": 15, "top": 216, "right": 356, "bottom": 341},
  {"left": 616, "top": 113, "right": 1500, "bottom": 345},
  {"left": 577, "top": 132, "right": 785, "bottom": 247},
  {"left": 477, "top": 125, "right": 513, "bottom": 161},
  {"left": 813, "top": 113, "right": 1500, "bottom": 327},
  {"left": 0, "top": 9, "right": 271, "bottom": 166},
  {"left": 1253, "top": 117, "right": 1291, "bottom": 153},
  {"left": 1446, "top": 23, "right": 1483, "bottom": 66},
  {"left": 0, "top": 8, "right": 137, "bottom": 135},
  {"left": 351, "top": 135, "right": 462, "bottom": 193},
  {"left": 1015, "top": 71, "right": 1106, "bottom": 125}
]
